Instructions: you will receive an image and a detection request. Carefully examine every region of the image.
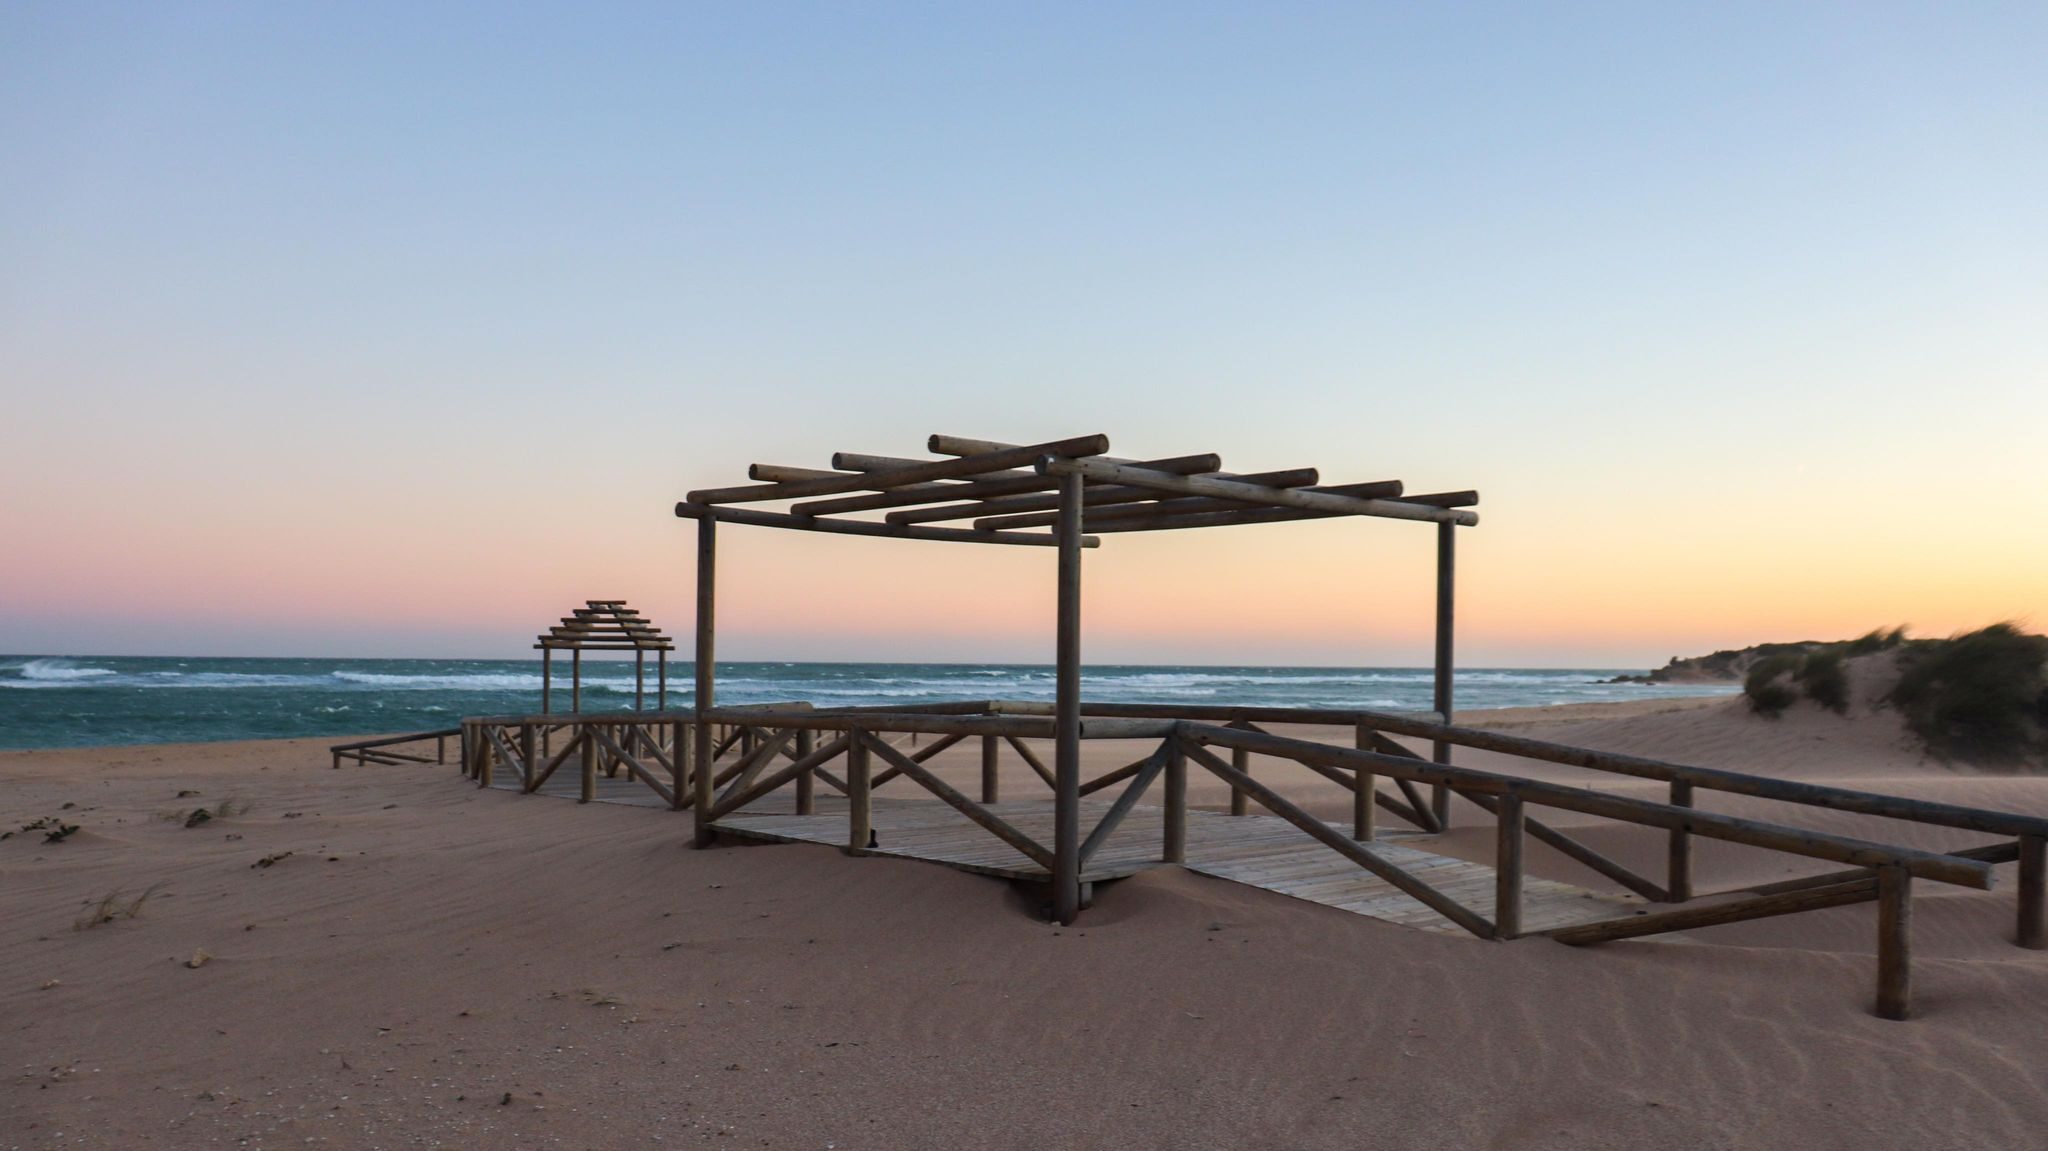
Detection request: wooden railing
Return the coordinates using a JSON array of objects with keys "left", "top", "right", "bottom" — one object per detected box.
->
[
  {"left": 329, "top": 728, "right": 461, "bottom": 768},
  {"left": 412, "top": 698, "right": 2047, "bottom": 1020}
]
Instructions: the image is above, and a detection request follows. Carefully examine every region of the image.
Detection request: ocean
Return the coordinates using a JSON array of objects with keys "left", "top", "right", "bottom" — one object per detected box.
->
[{"left": 0, "top": 655, "right": 1738, "bottom": 751}]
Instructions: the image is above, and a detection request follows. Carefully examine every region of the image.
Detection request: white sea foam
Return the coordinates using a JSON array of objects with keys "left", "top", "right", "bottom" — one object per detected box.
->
[
  {"left": 329, "top": 670, "right": 541, "bottom": 690},
  {"left": 18, "top": 658, "right": 118, "bottom": 681}
]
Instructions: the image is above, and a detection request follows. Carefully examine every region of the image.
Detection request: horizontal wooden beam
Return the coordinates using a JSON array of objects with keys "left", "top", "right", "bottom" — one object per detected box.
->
[
  {"left": 901, "top": 466, "right": 1325, "bottom": 528},
  {"left": 798, "top": 451, "right": 1223, "bottom": 519},
  {"left": 328, "top": 728, "right": 463, "bottom": 752},
  {"left": 748, "top": 463, "right": 848, "bottom": 483},
  {"left": 1548, "top": 879, "right": 1881, "bottom": 945},
  {"left": 1037, "top": 457, "right": 1479, "bottom": 526},
  {"left": 1390, "top": 490, "right": 1480, "bottom": 509},
  {"left": 685, "top": 433, "right": 1110, "bottom": 505},
  {"left": 532, "top": 634, "right": 675, "bottom": 647},
  {"left": 1084, "top": 506, "right": 1351, "bottom": 533},
  {"left": 1086, "top": 479, "right": 1405, "bottom": 521},
  {"left": 673, "top": 502, "right": 1099, "bottom": 547},
  {"left": 830, "top": 451, "right": 1035, "bottom": 480},
  {"left": 974, "top": 478, "right": 1406, "bottom": 532}
]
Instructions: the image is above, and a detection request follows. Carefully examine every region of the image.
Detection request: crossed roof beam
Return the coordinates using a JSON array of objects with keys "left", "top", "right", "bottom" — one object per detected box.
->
[
  {"left": 536, "top": 600, "right": 676, "bottom": 651},
  {"left": 673, "top": 433, "right": 1478, "bottom": 547}
]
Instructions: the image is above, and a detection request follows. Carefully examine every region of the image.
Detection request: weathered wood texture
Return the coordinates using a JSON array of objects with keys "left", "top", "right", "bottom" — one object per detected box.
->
[{"left": 714, "top": 795, "right": 1641, "bottom": 934}]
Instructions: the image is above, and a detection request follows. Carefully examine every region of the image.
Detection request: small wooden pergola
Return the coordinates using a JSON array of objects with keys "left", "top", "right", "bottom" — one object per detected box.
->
[
  {"left": 675, "top": 434, "right": 1478, "bottom": 924},
  {"left": 535, "top": 600, "right": 675, "bottom": 713}
]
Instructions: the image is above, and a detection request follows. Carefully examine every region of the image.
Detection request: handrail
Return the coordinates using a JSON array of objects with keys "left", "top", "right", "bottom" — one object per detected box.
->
[
  {"left": 329, "top": 727, "right": 461, "bottom": 768},
  {"left": 1050, "top": 701, "right": 2048, "bottom": 841},
  {"left": 1178, "top": 723, "right": 1996, "bottom": 891},
  {"left": 330, "top": 727, "right": 462, "bottom": 751}
]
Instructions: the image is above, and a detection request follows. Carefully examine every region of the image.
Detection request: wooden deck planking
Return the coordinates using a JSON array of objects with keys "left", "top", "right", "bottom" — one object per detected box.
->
[
  {"left": 715, "top": 794, "right": 1642, "bottom": 935},
  {"left": 483, "top": 764, "right": 674, "bottom": 808},
  {"left": 475, "top": 756, "right": 1642, "bottom": 936}
]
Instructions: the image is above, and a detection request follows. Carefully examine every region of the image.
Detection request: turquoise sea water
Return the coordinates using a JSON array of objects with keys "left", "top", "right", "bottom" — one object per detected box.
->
[{"left": 0, "top": 656, "right": 1738, "bottom": 751}]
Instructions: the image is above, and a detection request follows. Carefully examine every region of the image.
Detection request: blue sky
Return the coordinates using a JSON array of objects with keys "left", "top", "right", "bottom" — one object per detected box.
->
[{"left": 2, "top": 3, "right": 2042, "bottom": 664}]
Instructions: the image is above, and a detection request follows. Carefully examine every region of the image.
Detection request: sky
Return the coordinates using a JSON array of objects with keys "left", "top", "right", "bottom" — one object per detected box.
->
[{"left": 1, "top": 2, "right": 2043, "bottom": 668}]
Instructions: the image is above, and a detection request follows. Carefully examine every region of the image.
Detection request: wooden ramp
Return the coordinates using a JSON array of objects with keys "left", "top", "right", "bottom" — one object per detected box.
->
[
  {"left": 484, "top": 761, "right": 673, "bottom": 808},
  {"left": 715, "top": 796, "right": 1643, "bottom": 936}
]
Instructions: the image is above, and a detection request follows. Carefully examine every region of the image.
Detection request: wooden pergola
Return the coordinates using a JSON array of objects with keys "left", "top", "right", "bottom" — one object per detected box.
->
[
  {"left": 535, "top": 600, "right": 675, "bottom": 713},
  {"left": 675, "top": 433, "right": 1479, "bottom": 924}
]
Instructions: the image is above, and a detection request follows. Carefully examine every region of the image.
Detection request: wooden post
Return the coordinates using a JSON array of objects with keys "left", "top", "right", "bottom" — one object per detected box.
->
[
  {"left": 671, "top": 719, "right": 687, "bottom": 811},
  {"left": 459, "top": 721, "right": 473, "bottom": 779},
  {"left": 572, "top": 648, "right": 582, "bottom": 715},
  {"left": 795, "top": 729, "right": 815, "bottom": 814},
  {"left": 520, "top": 723, "right": 537, "bottom": 793},
  {"left": 847, "top": 730, "right": 871, "bottom": 852},
  {"left": 692, "top": 516, "right": 718, "bottom": 847},
  {"left": 1229, "top": 745, "right": 1249, "bottom": 817},
  {"left": 1876, "top": 864, "right": 1912, "bottom": 1020},
  {"left": 658, "top": 650, "right": 669, "bottom": 711},
  {"left": 580, "top": 726, "right": 596, "bottom": 803},
  {"left": 1668, "top": 779, "right": 1694, "bottom": 902},
  {"left": 1495, "top": 793, "right": 1524, "bottom": 940},
  {"left": 437, "top": 734, "right": 446, "bottom": 765},
  {"left": 2020, "top": 834, "right": 2046, "bottom": 949},
  {"left": 981, "top": 734, "right": 1000, "bottom": 804},
  {"left": 1164, "top": 738, "right": 1187, "bottom": 864},
  {"left": 479, "top": 728, "right": 494, "bottom": 788},
  {"left": 1430, "top": 520, "right": 1455, "bottom": 830},
  {"left": 1352, "top": 722, "right": 1376, "bottom": 841},
  {"left": 635, "top": 649, "right": 646, "bottom": 711},
  {"left": 540, "top": 648, "right": 553, "bottom": 757},
  {"left": 581, "top": 716, "right": 598, "bottom": 798},
  {"left": 1052, "top": 468, "right": 1085, "bottom": 925}
]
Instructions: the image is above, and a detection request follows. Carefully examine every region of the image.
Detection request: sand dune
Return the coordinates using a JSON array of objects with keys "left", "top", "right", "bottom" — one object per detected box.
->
[{"left": 6, "top": 693, "right": 2048, "bottom": 1149}]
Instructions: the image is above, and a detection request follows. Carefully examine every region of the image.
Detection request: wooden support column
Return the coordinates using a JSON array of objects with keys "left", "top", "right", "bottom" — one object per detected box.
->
[
  {"left": 981, "top": 735, "right": 1000, "bottom": 804},
  {"left": 847, "top": 730, "right": 871, "bottom": 852},
  {"left": 1164, "top": 738, "right": 1187, "bottom": 863},
  {"left": 1052, "top": 468, "right": 1085, "bottom": 925},
  {"left": 1495, "top": 793, "right": 1524, "bottom": 940},
  {"left": 1353, "top": 722, "right": 1376, "bottom": 841},
  {"left": 635, "top": 650, "right": 646, "bottom": 711},
  {"left": 479, "top": 729, "right": 494, "bottom": 788},
  {"left": 1876, "top": 864, "right": 1913, "bottom": 1020},
  {"left": 520, "top": 723, "right": 537, "bottom": 793},
  {"left": 795, "top": 729, "right": 816, "bottom": 814},
  {"left": 1431, "top": 520, "right": 1455, "bottom": 829},
  {"left": 572, "top": 649, "right": 582, "bottom": 714},
  {"left": 1668, "top": 779, "right": 1695, "bottom": 902},
  {"left": 692, "top": 516, "right": 718, "bottom": 847},
  {"left": 541, "top": 649, "right": 552, "bottom": 715},
  {"left": 657, "top": 650, "right": 669, "bottom": 711},
  {"left": 580, "top": 724, "right": 596, "bottom": 803},
  {"left": 2020, "top": 834, "right": 2046, "bottom": 949},
  {"left": 670, "top": 719, "right": 687, "bottom": 811},
  {"left": 1230, "top": 745, "right": 1250, "bottom": 817}
]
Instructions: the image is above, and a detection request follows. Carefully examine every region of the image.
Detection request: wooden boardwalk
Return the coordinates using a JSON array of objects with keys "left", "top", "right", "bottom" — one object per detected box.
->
[
  {"left": 483, "top": 765, "right": 1640, "bottom": 935},
  {"left": 716, "top": 795, "right": 1644, "bottom": 936}
]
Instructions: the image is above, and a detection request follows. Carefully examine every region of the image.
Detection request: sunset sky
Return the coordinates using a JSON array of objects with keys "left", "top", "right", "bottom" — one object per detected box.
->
[{"left": 3, "top": 4, "right": 2042, "bottom": 667}]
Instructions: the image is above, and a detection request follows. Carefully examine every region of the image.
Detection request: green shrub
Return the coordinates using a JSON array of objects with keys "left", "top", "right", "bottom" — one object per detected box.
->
[
  {"left": 1744, "top": 654, "right": 1800, "bottom": 718},
  {"left": 1888, "top": 623, "right": 2048, "bottom": 763},
  {"left": 1845, "top": 626, "right": 1910, "bottom": 657},
  {"left": 1795, "top": 648, "right": 1851, "bottom": 714}
]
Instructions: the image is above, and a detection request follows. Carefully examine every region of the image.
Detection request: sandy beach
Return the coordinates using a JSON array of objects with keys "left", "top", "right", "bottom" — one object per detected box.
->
[{"left": 6, "top": 691, "right": 2047, "bottom": 1150}]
